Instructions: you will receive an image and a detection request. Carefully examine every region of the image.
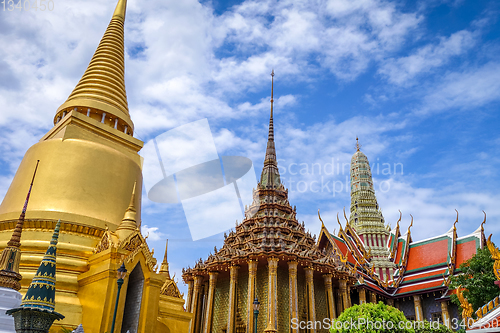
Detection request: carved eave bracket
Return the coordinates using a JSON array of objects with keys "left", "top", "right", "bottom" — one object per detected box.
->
[{"left": 93, "top": 228, "right": 119, "bottom": 254}]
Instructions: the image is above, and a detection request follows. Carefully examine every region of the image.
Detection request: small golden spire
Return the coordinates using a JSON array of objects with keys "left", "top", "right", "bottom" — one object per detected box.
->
[
  {"left": 116, "top": 182, "right": 138, "bottom": 240},
  {"left": 159, "top": 239, "right": 171, "bottom": 279},
  {"left": 356, "top": 137, "right": 361, "bottom": 151}
]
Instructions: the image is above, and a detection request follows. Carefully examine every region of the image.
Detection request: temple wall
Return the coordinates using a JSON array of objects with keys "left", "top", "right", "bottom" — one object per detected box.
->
[
  {"left": 236, "top": 268, "right": 249, "bottom": 327},
  {"left": 422, "top": 295, "right": 442, "bottom": 322},
  {"left": 398, "top": 298, "right": 416, "bottom": 319},
  {"left": 314, "top": 275, "right": 328, "bottom": 333},
  {"left": 297, "top": 269, "right": 307, "bottom": 332},
  {"left": 212, "top": 274, "right": 230, "bottom": 333},
  {"left": 256, "top": 265, "right": 269, "bottom": 333},
  {"left": 277, "top": 266, "right": 290, "bottom": 333}
]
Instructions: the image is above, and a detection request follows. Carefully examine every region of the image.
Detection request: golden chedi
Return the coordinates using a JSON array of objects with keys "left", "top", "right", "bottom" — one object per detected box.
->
[{"left": 0, "top": 0, "right": 189, "bottom": 331}]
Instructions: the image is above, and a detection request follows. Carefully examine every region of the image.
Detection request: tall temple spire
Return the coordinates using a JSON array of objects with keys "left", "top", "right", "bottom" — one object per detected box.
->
[
  {"left": 260, "top": 70, "right": 281, "bottom": 188},
  {"left": 116, "top": 182, "right": 138, "bottom": 240},
  {"left": 55, "top": 0, "right": 134, "bottom": 132},
  {"left": 0, "top": 160, "right": 39, "bottom": 290},
  {"left": 349, "top": 139, "right": 395, "bottom": 280}
]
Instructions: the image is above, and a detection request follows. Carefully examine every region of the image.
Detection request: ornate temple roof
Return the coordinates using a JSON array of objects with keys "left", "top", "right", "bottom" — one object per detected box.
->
[
  {"left": 318, "top": 211, "right": 486, "bottom": 298},
  {"left": 183, "top": 73, "right": 353, "bottom": 281}
]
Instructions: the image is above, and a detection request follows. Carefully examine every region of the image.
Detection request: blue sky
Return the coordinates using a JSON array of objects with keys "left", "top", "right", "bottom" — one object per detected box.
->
[{"left": 1, "top": 0, "right": 499, "bottom": 297}]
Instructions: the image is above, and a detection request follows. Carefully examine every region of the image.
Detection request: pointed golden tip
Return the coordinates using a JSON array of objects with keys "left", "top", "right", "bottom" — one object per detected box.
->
[
  {"left": 454, "top": 209, "right": 459, "bottom": 229},
  {"left": 163, "top": 239, "right": 169, "bottom": 263},
  {"left": 356, "top": 137, "right": 361, "bottom": 151},
  {"left": 408, "top": 214, "right": 413, "bottom": 233},
  {"left": 113, "top": 0, "right": 127, "bottom": 21},
  {"left": 318, "top": 209, "right": 325, "bottom": 228},
  {"left": 481, "top": 211, "right": 486, "bottom": 229}
]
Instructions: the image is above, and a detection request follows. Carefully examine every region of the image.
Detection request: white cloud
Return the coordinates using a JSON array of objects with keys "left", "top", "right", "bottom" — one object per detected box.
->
[
  {"left": 141, "top": 224, "right": 165, "bottom": 241},
  {"left": 419, "top": 61, "right": 500, "bottom": 114},
  {"left": 379, "top": 29, "right": 477, "bottom": 85}
]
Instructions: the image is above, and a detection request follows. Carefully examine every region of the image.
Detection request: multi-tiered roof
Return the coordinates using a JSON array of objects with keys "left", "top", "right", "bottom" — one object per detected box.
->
[{"left": 183, "top": 73, "right": 353, "bottom": 278}]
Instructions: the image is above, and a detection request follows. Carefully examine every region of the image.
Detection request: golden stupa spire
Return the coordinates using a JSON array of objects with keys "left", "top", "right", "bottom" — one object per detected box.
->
[
  {"left": 0, "top": 160, "right": 39, "bottom": 290},
  {"left": 159, "top": 239, "right": 171, "bottom": 279},
  {"left": 356, "top": 136, "right": 361, "bottom": 151},
  {"left": 116, "top": 182, "right": 138, "bottom": 240},
  {"left": 55, "top": 0, "right": 134, "bottom": 133}
]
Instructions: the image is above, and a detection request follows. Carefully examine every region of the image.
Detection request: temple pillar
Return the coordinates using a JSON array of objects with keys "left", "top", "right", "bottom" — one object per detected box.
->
[
  {"left": 186, "top": 280, "right": 194, "bottom": 312},
  {"left": 203, "top": 272, "right": 218, "bottom": 333},
  {"left": 387, "top": 299, "right": 394, "bottom": 307},
  {"left": 196, "top": 284, "right": 206, "bottom": 333},
  {"left": 247, "top": 260, "right": 258, "bottom": 333},
  {"left": 323, "top": 274, "right": 336, "bottom": 320},
  {"left": 289, "top": 261, "right": 299, "bottom": 333},
  {"left": 305, "top": 266, "right": 316, "bottom": 333},
  {"left": 189, "top": 276, "right": 203, "bottom": 333},
  {"left": 339, "top": 279, "right": 349, "bottom": 312},
  {"left": 440, "top": 301, "right": 451, "bottom": 329},
  {"left": 227, "top": 265, "right": 240, "bottom": 333},
  {"left": 413, "top": 295, "right": 424, "bottom": 321},
  {"left": 336, "top": 289, "right": 343, "bottom": 315},
  {"left": 359, "top": 288, "right": 366, "bottom": 304},
  {"left": 265, "top": 257, "right": 279, "bottom": 332},
  {"left": 371, "top": 291, "right": 377, "bottom": 304},
  {"left": 347, "top": 285, "right": 352, "bottom": 308}
]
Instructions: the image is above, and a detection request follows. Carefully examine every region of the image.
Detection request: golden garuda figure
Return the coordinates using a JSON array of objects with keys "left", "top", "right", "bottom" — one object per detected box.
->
[
  {"left": 457, "top": 286, "right": 475, "bottom": 327},
  {"left": 487, "top": 234, "right": 500, "bottom": 281}
]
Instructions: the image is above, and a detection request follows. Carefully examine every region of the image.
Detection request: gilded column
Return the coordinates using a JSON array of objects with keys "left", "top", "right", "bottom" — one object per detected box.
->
[
  {"left": 189, "top": 276, "right": 203, "bottom": 333},
  {"left": 347, "top": 285, "right": 352, "bottom": 308},
  {"left": 195, "top": 284, "right": 206, "bottom": 333},
  {"left": 265, "top": 257, "right": 279, "bottom": 332},
  {"left": 336, "top": 289, "right": 343, "bottom": 315},
  {"left": 339, "top": 279, "right": 348, "bottom": 312},
  {"left": 203, "top": 272, "right": 218, "bottom": 333},
  {"left": 413, "top": 295, "right": 423, "bottom": 321},
  {"left": 441, "top": 301, "right": 451, "bottom": 328},
  {"left": 186, "top": 280, "right": 194, "bottom": 312},
  {"left": 227, "top": 265, "right": 240, "bottom": 333},
  {"left": 359, "top": 288, "right": 366, "bottom": 304},
  {"left": 371, "top": 291, "right": 377, "bottom": 304},
  {"left": 305, "top": 266, "right": 316, "bottom": 333},
  {"left": 323, "top": 274, "right": 336, "bottom": 321},
  {"left": 247, "top": 260, "right": 258, "bottom": 333},
  {"left": 289, "top": 261, "right": 299, "bottom": 333}
]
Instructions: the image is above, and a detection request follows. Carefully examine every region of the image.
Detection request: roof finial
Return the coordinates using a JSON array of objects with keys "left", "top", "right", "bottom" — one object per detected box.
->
[
  {"left": 271, "top": 69, "right": 274, "bottom": 118},
  {"left": 318, "top": 209, "right": 325, "bottom": 228},
  {"left": 356, "top": 137, "right": 361, "bottom": 151}
]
